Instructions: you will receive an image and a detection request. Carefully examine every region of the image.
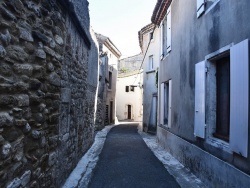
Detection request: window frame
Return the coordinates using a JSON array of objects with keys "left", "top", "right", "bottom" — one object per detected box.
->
[
  {"left": 195, "top": 41, "right": 249, "bottom": 157},
  {"left": 148, "top": 55, "right": 154, "bottom": 71},
  {"left": 160, "top": 80, "right": 172, "bottom": 128}
]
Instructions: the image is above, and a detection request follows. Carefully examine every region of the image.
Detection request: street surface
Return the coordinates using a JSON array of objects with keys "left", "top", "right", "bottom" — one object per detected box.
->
[{"left": 88, "top": 124, "right": 180, "bottom": 188}]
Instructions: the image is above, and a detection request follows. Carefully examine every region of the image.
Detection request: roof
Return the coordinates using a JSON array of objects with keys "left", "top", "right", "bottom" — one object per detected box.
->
[
  {"left": 95, "top": 33, "right": 122, "bottom": 58},
  {"left": 151, "top": 0, "right": 172, "bottom": 25},
  {"left": 138, "top": 23, "right": 155, "bottom": 50}
]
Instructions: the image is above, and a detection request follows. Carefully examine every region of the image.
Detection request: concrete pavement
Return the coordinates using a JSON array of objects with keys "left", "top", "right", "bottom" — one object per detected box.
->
[
  {"left": 63, "top": 123, "right": 204, "bottom": 188},
  {"left": 88, "top": 124, "right": 180, "bottom": 188}
]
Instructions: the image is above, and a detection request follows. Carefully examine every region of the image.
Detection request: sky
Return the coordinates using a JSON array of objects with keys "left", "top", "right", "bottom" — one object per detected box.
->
[{"left": 89, "top": 0, "right": 157, "bottom": 58}]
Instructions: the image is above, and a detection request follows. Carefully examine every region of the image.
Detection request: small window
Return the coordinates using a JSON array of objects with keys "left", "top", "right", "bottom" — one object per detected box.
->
[
  {"left": 197, "top": 0, "right": 220, "bottom": 18},
  {"left": 130, "top": 86, "right": 134, "bottom": 92},
  {"left": 149, "top": 55, "right": 153, "bottom": 70},
  {"left": 125, "top": 86, "right": 129, "bottom": 92},
  {"left": 160, "top": 80, "right": 172, "bottom": 127},
  {"left": 149, "top": 32, "right": 153, "bottom": 40},
  {"left": 160, "top": 6, "right": 171, "bottom": 57}
]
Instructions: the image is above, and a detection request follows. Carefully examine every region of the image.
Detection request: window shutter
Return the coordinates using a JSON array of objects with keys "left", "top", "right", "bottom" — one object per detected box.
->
[
  {"left": 160, "top": 23, "right": 163, "bottom": 58},
  {"left": 230, "top": 39, "right": 249, "bottom": 158},
  {"left": 160, "top": 83, "right": 164, "bottom": 125},
  {"left": 197, "top": 0, "right": 205, "bottom": 18},
  {"left": 194, "top": 61, "right": 206, "bottom": 138},
  {"left": 167, "top": 6, "right": 171, "bottom": 53},
  {"left": 168, "top": 80, "right": 172, "bottom": 128}
]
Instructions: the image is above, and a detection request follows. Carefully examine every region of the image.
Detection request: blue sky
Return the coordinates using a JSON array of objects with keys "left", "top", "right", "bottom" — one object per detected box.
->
[{"left": 89, "top": 0, "right": 157, "bottom": 57}]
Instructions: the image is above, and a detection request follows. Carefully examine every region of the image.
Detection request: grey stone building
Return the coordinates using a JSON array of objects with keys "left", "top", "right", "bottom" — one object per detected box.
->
[
  {"left": 95, "top": 34, "right": 121, "bottom": 129},
  {"left": 118, "top": 53, "right": 143, "bottom": 73},
  {"left": 0, "top": 0, "right": 99, "bottom": 187},
  {"left": 152, "top": 0, "right": 250, "bottom": 186}
]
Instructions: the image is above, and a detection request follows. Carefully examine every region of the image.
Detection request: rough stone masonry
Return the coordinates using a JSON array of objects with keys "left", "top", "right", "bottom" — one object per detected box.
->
[{"left": 0, "top": 0, "right": 99, "bottom": 187}]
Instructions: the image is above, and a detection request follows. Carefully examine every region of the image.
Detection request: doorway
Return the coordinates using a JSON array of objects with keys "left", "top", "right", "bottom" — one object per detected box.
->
[
  {"left": 128, "top": 105, "right": 132, "bottom": 119},
  {"left": 110, "top": 101, "right": 113, "bottom": 123}
]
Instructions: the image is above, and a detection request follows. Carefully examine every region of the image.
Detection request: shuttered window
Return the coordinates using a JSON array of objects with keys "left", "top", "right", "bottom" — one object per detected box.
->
[
  {"left": 167, "top": 6, "right": 171, "bottom": 53},
  {"left": 160, "top": 83, "right": 164, "bottom": 125},
  {"left": 230, "top": 39, "right": 249, "bottom": 158},
  {"left": 194, "top": 61, "right": 206, "bottom": 138},
  {"left": 197, "top": 0, "right": 205, "bottom": 18},
  {"left": 161, "top": 80, "right": 172, "bottom": 127}
]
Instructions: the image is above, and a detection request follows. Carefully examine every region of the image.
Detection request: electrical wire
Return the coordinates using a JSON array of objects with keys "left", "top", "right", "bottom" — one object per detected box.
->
[{"left": 132, "top": 24, "right": 157, "bottom": 86}]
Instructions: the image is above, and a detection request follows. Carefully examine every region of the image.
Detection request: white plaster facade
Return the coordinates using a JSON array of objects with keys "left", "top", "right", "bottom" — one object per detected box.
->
[
  {"left": 116, "top": 71, "right": 143, "bottom": 121},
  {"left": 138, "top": 23, "right": 161, "bottom": 133}
]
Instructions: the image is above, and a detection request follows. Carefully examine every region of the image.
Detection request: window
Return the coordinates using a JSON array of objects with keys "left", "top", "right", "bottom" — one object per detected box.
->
[
  {"left": 149, "top": 32, "right": 153, "bottom": 40},
  {"left": 197, "top": 0, "right": 220, "bottom": 18},
  {"left": 160, "top": 6, "right": 171, "bottom": 58},
  {"left": 160, "top": 80, "right": 172, "bottom": 127},
  {"left": 194, "top": 40, "right": 249, "bottom": 157},
  {"left": 108, "top": 71, "right": 112, "bottom": 89},
  {"left": 130, "top": 86, "right": 135, "bottom": 92},
  {"left": 125, "top": 86, "right": 129, "bottom": 92},
  {"left": 214, "top": 56, "right": 230, "bottom": 141},
  {"left": 149, "top": 55, "right": 153, "bottom": 70}
]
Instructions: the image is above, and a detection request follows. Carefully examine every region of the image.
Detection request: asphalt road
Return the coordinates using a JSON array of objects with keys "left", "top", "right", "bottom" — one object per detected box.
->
[{"left": 88, "top": 124, "right": 180, "bottom": 188}]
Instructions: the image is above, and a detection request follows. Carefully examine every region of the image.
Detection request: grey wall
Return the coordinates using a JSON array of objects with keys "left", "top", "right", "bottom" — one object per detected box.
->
[
  {"left": 158, "top": 0, "right": 250, "bottom": 183},
  {"left": 0, "top": 0, "right": 98, "bottom": 187}
]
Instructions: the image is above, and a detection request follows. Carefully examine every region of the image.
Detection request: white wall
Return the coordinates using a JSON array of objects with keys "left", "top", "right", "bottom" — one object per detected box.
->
[
  {"left": 142, "top": 26, "right": 161, "bottom": 128},
  {"left": 116, "top": 72, "right": 143, "bottom": 121}
]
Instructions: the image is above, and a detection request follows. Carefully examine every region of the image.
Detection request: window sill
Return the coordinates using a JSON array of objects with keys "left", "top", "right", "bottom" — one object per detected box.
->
[
  {"left": 206, "top": 136, "right": 232, "bottom": 154},
  {"left": 146, "top": 70, "right": 156, "bottom": 74},
  {"left": 158, "top": 124, "right": 170, "bottom": 130}
]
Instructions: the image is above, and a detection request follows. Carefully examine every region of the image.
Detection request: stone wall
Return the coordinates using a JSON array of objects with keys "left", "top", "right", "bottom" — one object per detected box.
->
[{"left": 0, "top": 0, "right": 98, "bottom": 187}]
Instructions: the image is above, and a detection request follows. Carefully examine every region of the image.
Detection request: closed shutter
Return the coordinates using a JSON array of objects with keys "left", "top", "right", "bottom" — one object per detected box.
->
[
  {"left": 160, "top": 83, "right": 164, "bottom": 125},
  {"left": 230, "top": 39, "right": 249, "bottom": 158},
  {"left": 197, "top": 0, "right": 205, "bottom": 18},
  {"left": 168, "top": 80, "right": 172, "bottom": 128},
  {"left": 167, "top": 6, "right": 171, "bottom": 53},
  {"left": 160, "top": 23, "right": 163, "bottom": 58},
  {"left": 194, "top": 61, "right": 206, "bottom": 138}
]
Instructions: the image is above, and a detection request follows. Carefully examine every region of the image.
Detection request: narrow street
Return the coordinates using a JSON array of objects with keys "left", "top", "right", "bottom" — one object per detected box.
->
[{"left": 88, "top": 124, "right": 180, "bottom": 188}]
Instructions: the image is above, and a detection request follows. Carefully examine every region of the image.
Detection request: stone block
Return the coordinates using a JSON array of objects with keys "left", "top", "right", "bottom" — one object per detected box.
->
[
  {"left": 0, "top": 45, "right": 6, "bottom": 58},
  {"left": 1, "top": 143, "right": 11, "bottom": 159},
  {"left": 15, "top": 119, "right": 27, "bottom": 127},
  {"left": 0, "top": 29, "right": 11, "bottom": 45},
  {"left": 6, "top": 45, "right": 28, "bottom": 62},
  {"left": 0, "top": 5, "right": 16, "bottom": 21},
  {"left": 20, "top": 170, "right": 31, "bottom": 187},
  {"left": 13, "top": 64, "right": 33, "bottom": 76},
  {"left": 15, "top": 94, "right": 29, "bottom": 107},
  {"left": 36, "top": 48, "right": 46, "bottom": 59},
  {"left": 23, "top": 123, "right": 31, "bottom": 133},
  {"left": 49, "top": 72, "right": 61, "bottom": 87},
  {"left": 0, "top": 95, "right": 16, "bottom": 106},
  {"left": 19, "top": 27, "right": 33, "bottom": 42},
  {"left": 0, "top": 113, "right": 14, "bottom": 127},
  {"left": 6, "top": 178, "right": 21, "bottom": 188},
  {"left": 44, "top": 46, "right": 55, "bottom": 57},
  {"left": 55, "top": 35, "right": 64, "bottom": 45},
  {"left": 32, "top": 130, "right": 41, "bottom": 139},
  {"left": 32, "top": 30, "right": 51, "bottom": 44},
  {"left": 29, "top": 78, "right": 42, "bottom": 90}
]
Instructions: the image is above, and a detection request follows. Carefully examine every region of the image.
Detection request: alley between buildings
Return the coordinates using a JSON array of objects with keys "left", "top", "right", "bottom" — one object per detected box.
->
[{"left": 64, "top": 123, "right": 205, "bottom": 188}]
